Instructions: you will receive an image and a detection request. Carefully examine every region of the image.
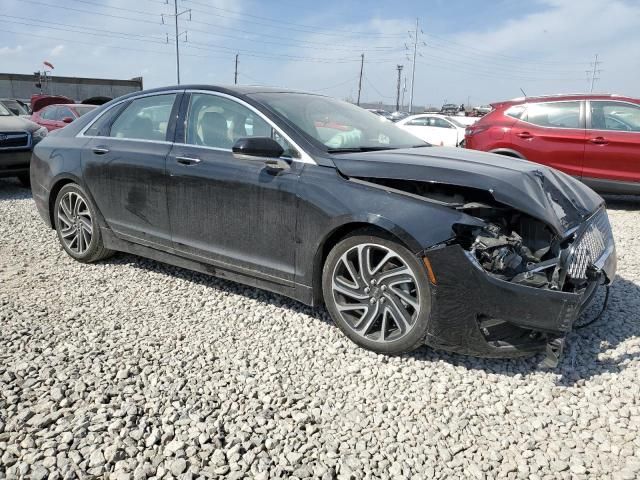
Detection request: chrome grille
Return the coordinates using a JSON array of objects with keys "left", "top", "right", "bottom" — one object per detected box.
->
[
  {"left": 0, "top": 131, "right": 30, "bottom": 149},
  {"left": 567, "top": 209, "right": 613, "bottom": 280}
]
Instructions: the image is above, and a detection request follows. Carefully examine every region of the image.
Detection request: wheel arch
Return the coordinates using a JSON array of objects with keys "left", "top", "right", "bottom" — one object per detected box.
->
[
  {"left": 489, "top": 148, "right": 526, "bottom": 159},
  {"left": 47, "top": 174, "right": 106, "bottom": 231},
  {"left": 310, "top": 216, "right": 421, "bottom": 306}
]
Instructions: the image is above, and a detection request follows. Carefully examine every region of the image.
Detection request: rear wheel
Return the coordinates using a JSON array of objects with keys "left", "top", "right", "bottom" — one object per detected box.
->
[
  {"left": 53, "top": 183, "right": 114, "bottom": 263},
  {"left": 322, "top": 233, "right": 432, "bottom": 354}
]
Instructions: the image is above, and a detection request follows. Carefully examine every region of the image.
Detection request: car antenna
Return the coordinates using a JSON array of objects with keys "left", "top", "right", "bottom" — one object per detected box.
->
[{"left": 519, "top": 88, "right": 527, "bottom": 98}]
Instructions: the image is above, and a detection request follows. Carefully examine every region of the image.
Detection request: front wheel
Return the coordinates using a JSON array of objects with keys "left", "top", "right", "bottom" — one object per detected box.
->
[
  {"left": 53, "top": 183, "right": 114, "bottom": 263},
  {"left": 322, "top": 234, "right": 432, "bottom": 354}
]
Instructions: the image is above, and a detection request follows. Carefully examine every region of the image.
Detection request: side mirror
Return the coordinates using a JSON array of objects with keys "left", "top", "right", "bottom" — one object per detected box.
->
[
  {"left": 62, "top": 117, "right": 74, "bottom": 124},
  {"left": 232, "top": 137, "right": 284, "bottom": 159}
]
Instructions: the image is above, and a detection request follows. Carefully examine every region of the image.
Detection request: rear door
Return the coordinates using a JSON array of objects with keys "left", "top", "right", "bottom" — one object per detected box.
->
[
  {"left": 81, "top": 92, "right": 181, "bottom": 248},
  {"left": 510, "top": 100, "right": 586, "bottom": 177},
  {"left": 584, "top": 100, "right": 640, "bottom": 187}
]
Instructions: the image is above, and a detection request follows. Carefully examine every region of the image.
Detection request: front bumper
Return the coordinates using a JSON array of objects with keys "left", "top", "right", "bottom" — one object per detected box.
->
[
  {"left": 423, "top": 242, "right": 616, "bottom": 359},
  {"left": 0, "top": 149, "right": 31, "bottom": 177}
]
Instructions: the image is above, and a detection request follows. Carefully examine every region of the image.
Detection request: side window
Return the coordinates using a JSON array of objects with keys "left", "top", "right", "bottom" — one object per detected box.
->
[
  {"left": 109, "top": 94, "right": 177, "bottom": 141},
  {"left": 505, "top": 105, "right": 526, "bottom": 119},
  {"left": 406, "top": 117, "right": 429, "bottom": 126},
  {"left": 84, "top": 103, "right": 128, "bottom": 137},
  {"left": 591, "top": 101, "right": 640, "bottom": 132},
  {"left": 524, "top": 101, "right": 581, "bottom": 129},
  {"left": 57, "top": 106, "right": 75, "bottom": 120},
  {"left": 185, "top": 93, "right": 298, "bottom": 157},
  {"left": 433, "top": 118, "right": 452, "bottom": 129},
  {"left": 40, "top": 107, "right": 58, "bottom": 120}
]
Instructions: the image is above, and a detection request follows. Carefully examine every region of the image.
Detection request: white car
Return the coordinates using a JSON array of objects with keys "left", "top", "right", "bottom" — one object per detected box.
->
[{"left": 396, "top": 114, "right": 467, "bottom": 147}]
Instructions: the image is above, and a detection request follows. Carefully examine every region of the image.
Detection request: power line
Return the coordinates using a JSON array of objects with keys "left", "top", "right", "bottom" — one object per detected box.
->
[
  {"left": 363, "top": 74, "right": 394, "bottom": 100},
  {"left": 424, "top": 32, "right": 591, "bottom": 66},
  {"left": 180, "top": 0, "right": 406, "bottom": 38}
]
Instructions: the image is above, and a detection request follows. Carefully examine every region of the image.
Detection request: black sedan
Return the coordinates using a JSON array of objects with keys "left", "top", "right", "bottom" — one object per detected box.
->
[{"left": 30, "top": 85, "right": 616, "bottom": 365}]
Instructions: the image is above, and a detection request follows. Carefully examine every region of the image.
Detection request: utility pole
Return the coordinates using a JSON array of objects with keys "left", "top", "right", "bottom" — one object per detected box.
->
[
  {"left": 234, "top": 54, "right": 239, "bottom": 85},
  {"left": 395, "top": 65, "right": 403, "bottom": 112},
  {"left": 357, "top": 53, "right": 364, "bottom": 106},
  {"left": 588, "top": 54, "right": 602, "bottom": 93},
  {"left": 409, "top": 17, "right": 419, "bottom": 113},
  {"left": 162, "top": 1, "right": 191, "bottom": 85}
]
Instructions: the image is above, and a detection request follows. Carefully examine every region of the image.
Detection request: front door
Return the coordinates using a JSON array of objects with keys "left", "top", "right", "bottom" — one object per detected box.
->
[
  {"left": 167, "top": 92, "right": 301, "bottom": 283},
  {"left": 510, "top": 100, "right": 586, "bottom": 177},
  {"left": 82, "top": 92, "right": 180, "bottom": 248},
  {"left": 584, "top": 100, "right": 640, "bottom": 186}
]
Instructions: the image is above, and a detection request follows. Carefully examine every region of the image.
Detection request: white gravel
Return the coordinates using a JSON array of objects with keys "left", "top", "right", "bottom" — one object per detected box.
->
[{"left": 1, "top": 178, "right": 639, "bottom": 480}]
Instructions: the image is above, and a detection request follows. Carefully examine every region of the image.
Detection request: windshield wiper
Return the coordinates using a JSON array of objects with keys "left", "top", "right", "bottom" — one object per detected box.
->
[{"left": 327, "top": 146, "right": 397, "bottom": 153}]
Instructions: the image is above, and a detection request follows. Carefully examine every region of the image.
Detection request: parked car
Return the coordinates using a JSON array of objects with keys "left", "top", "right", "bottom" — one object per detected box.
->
[
  {"left": 0, "top": 102, "right": 47, "bottom": 186},
  {"left": 0, "top": 98, "right": 31, "bottom": 117},
  {"left": 465, "top": 93, "right": 640, "bottom": 194},
  {"left": 367, "top": 108, "right": 394, "bottom": 121},
  {"left": 440, "top": 103, "right": 459, "bottom": 115},
  {"left": 471, "top": 105, "right": 492, "bottom": 117},
  {"left": 396, "top": 113, "right": 467, "bottom": 146},
  {"left": 450, "top": 115, "right": 479, "bottom": 127},
  {"left": 31, "top": 96, "right": 97, "bottom": 132},
  {"left": 31, "top": 86, "right": 615, "bottom": 365},
  {"left": 390, "top": 111, "right": 410, "bottom": 122}
]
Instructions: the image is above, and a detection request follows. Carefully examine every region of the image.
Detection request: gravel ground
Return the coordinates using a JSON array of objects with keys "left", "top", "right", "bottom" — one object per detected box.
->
[{"left": 1, "top": 178, "right": 639, "bottom": 480}]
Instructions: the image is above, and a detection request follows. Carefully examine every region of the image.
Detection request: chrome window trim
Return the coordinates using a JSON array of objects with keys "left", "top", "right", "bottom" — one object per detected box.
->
[
  {"left": 182, "top": 90, "right": 316, "bottom": 164},
  {"left": 514, "top": 99, "right": 586, "bottom": 131},
  {"left": 77, "top": 90, "right": 184, "bottom": 139},
  {"left": 586, "top": 100, "right": 640, "bottom": 135}
]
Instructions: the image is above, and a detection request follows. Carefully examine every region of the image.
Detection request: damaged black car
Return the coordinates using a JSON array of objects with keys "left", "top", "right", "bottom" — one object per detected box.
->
[{"left": 30, "top": 86, "right": 616, "bottom": 365}]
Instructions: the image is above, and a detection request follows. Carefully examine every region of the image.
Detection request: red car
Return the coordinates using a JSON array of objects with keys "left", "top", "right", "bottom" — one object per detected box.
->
[
  {"left": 465, "top": 94, "right": 640, "bottom": 194},
  {"left": 30, "top": 95, "right": 96, "bottom": 132}
]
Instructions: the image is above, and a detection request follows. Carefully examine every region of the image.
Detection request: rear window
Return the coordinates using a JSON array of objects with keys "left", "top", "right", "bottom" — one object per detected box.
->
[{"left": 505, "top": 105, "right": 526, "bottom": 119}]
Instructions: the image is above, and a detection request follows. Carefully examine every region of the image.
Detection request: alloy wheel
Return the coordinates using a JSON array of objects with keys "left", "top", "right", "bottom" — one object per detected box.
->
[
  {"left": 57, "top": 191, "right": 93, "bottom": 255},
  {"left": 331, "top": 243, "right": 420, "bottom": 343}
]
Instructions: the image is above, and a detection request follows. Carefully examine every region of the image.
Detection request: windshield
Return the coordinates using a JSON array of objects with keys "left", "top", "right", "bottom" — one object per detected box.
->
[
  {"left": 250, "top": 92, "right": 427, "bottom": 152},
  {"left": 2, "top": 100, "right": 28, "bottom": 115},
  {"left": 74, "top": 105, "right": 96, "bottom": 117},
  {"left": 0, "top": 103, "right": 12, "bottom": 116}
]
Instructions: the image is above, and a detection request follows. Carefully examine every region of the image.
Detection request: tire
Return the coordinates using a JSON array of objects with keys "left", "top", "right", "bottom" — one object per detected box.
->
[
  {"left": 17, "top": 173, "right": 31, "bottom": 188},
  {"left": 53, "top": 183, "right": 114, "bottom": 263},
  {"left": 322, "top": 232, "right": 432, "bottom": 354}
]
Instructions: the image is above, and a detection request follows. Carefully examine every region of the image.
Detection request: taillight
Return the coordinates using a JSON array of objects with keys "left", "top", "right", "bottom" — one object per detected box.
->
[{"left": 465, "top": 125, "right": 489, "bottom": 137}]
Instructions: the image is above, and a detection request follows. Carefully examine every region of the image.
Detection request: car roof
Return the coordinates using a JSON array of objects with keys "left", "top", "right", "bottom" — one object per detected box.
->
[{"left": 493, "top": 93, "right": 639, "bottom": 108}]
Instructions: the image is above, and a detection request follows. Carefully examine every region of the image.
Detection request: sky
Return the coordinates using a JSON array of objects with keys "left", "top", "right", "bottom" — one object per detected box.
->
[{"left": 1, "top": 0, "right": 639, "bottom": 108}]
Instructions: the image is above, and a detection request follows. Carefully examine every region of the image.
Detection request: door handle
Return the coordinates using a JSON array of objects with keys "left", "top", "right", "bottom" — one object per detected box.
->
[
  {"left": 176, "top": 156, "right": 202, "bottom": 166},
  {"left": 92, "top": 146, "right": 110, "bottom": 155},
  {"left": 589, "top": 136, "right": 609, "bottom": 145},
  {"left": 516, "top": 132, "right": 533, "bottom": 139}
]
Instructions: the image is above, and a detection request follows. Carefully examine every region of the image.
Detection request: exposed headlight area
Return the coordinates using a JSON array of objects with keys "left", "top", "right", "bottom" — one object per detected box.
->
[{"left": 454, "top": 206, "right": 615, "bottom": 294}]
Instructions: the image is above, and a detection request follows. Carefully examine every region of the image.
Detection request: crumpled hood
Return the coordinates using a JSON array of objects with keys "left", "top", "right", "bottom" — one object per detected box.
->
[{"left": 332, "top": 146, "right": 603, "bottom": 235}]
